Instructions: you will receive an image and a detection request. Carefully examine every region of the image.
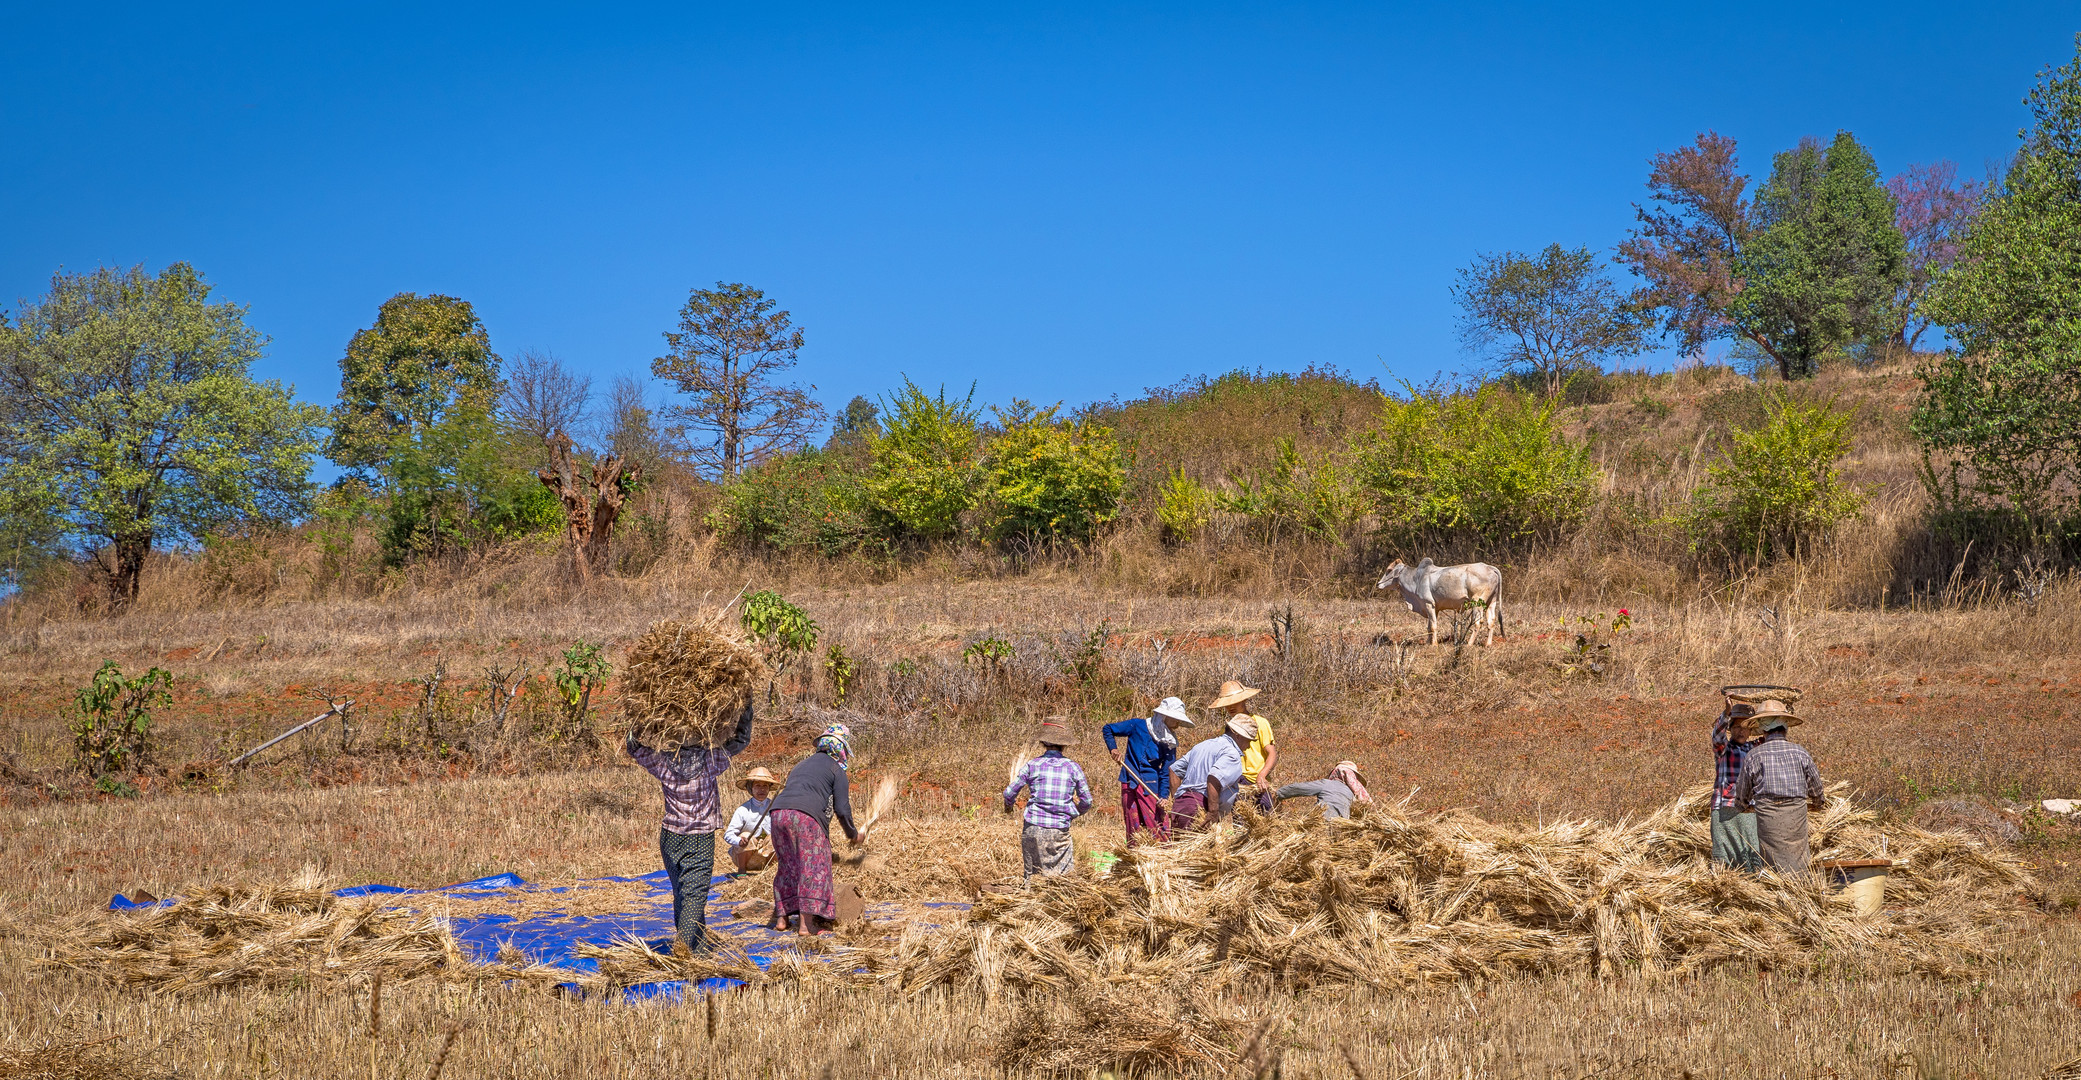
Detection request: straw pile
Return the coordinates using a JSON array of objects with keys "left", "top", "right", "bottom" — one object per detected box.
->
[
  {"left": 871, "top": 784, "right": 2034, "bottom": 997},
  {"left": 32, "top": 885, "right": 568, "bottom": 995},
  {"left": 618, "top": 620, "right": 768, "bottom": 751}
]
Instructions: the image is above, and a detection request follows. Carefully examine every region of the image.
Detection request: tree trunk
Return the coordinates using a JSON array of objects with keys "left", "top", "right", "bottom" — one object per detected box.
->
[
  {"left": 538, "top": 432, "right": 595, "bottom": 585},
  {"left": 539, "top": 431, "right": 642, "bottom": 584},
  {"left": 107, "top": 535, "right": 151, "bottom": 609},
  {"left": 583, "top": 456, "right": 640, "bottom": 575}
]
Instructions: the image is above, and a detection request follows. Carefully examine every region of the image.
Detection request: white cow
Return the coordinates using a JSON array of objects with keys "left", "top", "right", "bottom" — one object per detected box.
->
[{"left": 1376, "top": 558, "right": 1505, "bottom": 646}]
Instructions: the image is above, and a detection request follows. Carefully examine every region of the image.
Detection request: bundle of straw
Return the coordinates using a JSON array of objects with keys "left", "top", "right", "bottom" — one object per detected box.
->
[
  {"left": 618, "top": 620, "right": 769, "bottom": 752},
  {"left": 856, "top": 775, "right": 900, "bottom": 841},
  {"left": 1006, "top": 742, "right": 1042, "bottom": 787}
]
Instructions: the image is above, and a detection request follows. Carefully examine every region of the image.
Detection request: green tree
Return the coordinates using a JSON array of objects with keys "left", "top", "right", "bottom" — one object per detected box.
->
[
  {"left": 1732, "top": 131, "right": 1909, "bottom": 378},
  {"left": 710, "top": 448, "right": 873, "bottom": 555},
  {"left": 652, "top": 282, "right": 824, "bottom": 480},
  {"left": 0, "top": 264, "right": 325, "bottom": 605},
  {"left": 978, "top": 402, "right": 1125, "bottom": 546},
  {"left": 327, "top": 292, "right": 500, "bottom": 475},
  {"left": 866, "top": 379, "right": 982, "bottom": 541},
  {"left": 1452, "top": 244, "right": 1646, "bottom": 397},
  {"left": 1219, "top": 438, "right": 1361, "bottom": 544},
  {"left": 1917, "top": 38, "right": 2081, "bottom": 537},
  {"left": 1686, "top": 389, "right": 1867, "bottom": 564}
]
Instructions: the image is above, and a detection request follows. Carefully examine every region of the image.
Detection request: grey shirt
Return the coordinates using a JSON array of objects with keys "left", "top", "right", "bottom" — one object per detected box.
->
[{"left": 1277, "top": 778, "right": 1356, "bottom": 819}]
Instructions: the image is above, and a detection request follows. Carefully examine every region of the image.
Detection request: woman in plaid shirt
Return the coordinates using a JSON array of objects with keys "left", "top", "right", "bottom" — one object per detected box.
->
[
  {"left": 1710, "top": 703, "right": 1762, "bottom": 871},
  {"left": 1002, "top": 718, "right": 1093, "bottom": 881}
]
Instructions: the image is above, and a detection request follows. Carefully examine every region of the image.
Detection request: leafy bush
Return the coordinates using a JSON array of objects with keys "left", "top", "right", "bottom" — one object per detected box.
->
[
  {"left": 1156, "top": 468, "right": 1217, "bottom": 543},
  {"left": 1220, "top": 438, "right": 1361, "bottom": 544},
  {"left": 552, "top": 641, "right": 611, "bottom": 735},
  {"left": 71, "top": 661, "right": 173, "bottom": 777},
  {"left": 978, "top": 402, "right": 1125, "bottom": 545},
  {"left": 1352, "top": 385, "right": 1599, "bottom": 546},
  {"left": 1686, "top": 389, "right": 1867, "bottom": 563},
  {"left": 867, "top": 379, "right": 981, "bottom": 541},
  {"left": 710, "top": 449, "right": 872, "bottom": 555}
]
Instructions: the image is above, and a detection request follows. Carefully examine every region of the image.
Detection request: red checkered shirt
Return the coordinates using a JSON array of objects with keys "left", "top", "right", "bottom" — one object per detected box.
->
[{"left": 1711, "top": 713, "right": 1751, "bottom": 810}]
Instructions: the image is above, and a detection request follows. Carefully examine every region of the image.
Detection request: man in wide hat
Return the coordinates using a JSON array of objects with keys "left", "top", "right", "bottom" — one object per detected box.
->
[
  {"left": 1210, "top": 680, "right": 1280, "bottom": 812},
  {"left": 1732, "top": 695, "right": 1825, "bottom": 874},
  {"left": 1003, "top": 717, "right": 1094, "bottom": 880}
]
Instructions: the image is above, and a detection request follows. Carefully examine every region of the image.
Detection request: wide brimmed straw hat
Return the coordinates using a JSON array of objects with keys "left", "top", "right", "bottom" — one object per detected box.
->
[
  {"left": 1210, "top": 680, "right": 1261, "bottom": 709},
  {"left": 1224, "top": 715, "right": 1259, "bottom": 741},
  {"left": 1748, "top": 699, "right": 1803, "bottom": 729},
  {"left": 737, "top": 766, "right": 779, "bottom": 791},
  {"left": 1036, "top": 716, "right": 1079, "bottom": 746},
  {"left": 1153, "top": 697, "right": 1195, "bottom": 727},
  {"left": 1334, "top": 760, "right": 1366, "bottom": 783}
]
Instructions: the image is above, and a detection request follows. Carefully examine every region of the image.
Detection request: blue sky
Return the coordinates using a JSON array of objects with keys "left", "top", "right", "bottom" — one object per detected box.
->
[{"left": 3, "top": 3, "right": 2072, "bottom": 430}]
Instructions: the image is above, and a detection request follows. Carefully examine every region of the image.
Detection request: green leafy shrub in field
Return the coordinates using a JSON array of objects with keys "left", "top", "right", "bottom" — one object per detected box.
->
[
  {"left": 1352, "top": 385, "right": 1599, "bottom": 546},
  {"left": 710, "top": 449, "right": 872, "bottom": 555},
  {"left": 1220, "top": 438, "right": 1362, "bottom": 544},
  {"left": 978, "top": 402, "right": 1125, "bottom": 545},
  {"left": 1156, "top": 468, "right": 1217, "bottom": 543},
  {"left": 867, "top": 379, "right": 982, "bottom": 541},
  {"left": 1686, "top": 389, "right": 1867, "bottom": 563},
  {"left": 743, "top": 590, "right": 820, "bottom": 701},
  {"left": 552, "top": 641, "right": 611, "bottom": 737},
  {"left": 71, "top": 661, "right": 173, "bottom": 777}
]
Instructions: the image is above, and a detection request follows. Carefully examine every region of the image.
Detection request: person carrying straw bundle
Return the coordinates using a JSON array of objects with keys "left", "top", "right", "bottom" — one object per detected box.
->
[
  {"left": 1169, "top": 715, "right": 1251, "bottom": 833},
  {"left": 624, "top": 702, "right": 754, "bottom": 956},
  {"left": 724, "top": 766, "right": 780, "bottom": 875},
  {"left": 1101, "top": 697, "right": 1192, "bottom": 845},
  {"left": 1275, "top": 760, "right": 1372, "bottom": 819},
  {"left": 1210, "top": 680, "right": 1280, "bottom": 812},
  {"left": 765, "top": 723, "right": 860, "bottom": 936},
  {"left": 1003, "top": 718, "right": 1094, "bottom": 881},
  {"left": 1732, "top": 697, "right": 1825, "bottom": 874},
  {"left": 1710, "top": 697, "right": 1763, "bottom": 871}
]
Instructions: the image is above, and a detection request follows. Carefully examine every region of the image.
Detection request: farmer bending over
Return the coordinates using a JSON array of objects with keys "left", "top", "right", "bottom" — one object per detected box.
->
[
  {"left": 1003, "top": 717, "right": 1093, "bottom": 881},
  {"left": 1169, "top": 716, "right": 1251, "bottom": 833},
  {"left": 1275, "top": 760, "right": 1372, "bottom": 819},
  {"left": 625, "top": 701, "right": 753, "bottom": 956}
]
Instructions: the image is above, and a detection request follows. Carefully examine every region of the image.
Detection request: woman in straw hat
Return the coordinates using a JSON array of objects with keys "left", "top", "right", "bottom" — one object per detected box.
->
[
  {"left": 1210, "top": 680, "right": 1280, "bottom": 812},
  {"left": 1275, "top": 760, "right": 1372, "bottom": 819},
  {"left": 1709, "top": 697, "right": 1764, "bottom": 872},
  {"left": 1168, "top": 715, "right": 1253, "bottom": 832},
  {"left": 1002, "top": 718, "right": 1094, "bottom": 881},
  {"left": 1731, "top": 698, "right": 1825, "bottom": 874},
  {"left": 723, "top": 766, "right": 781, "bottom": 875},
  {"left": 764, "top": 724, "right": 860, "bottom": 935},
  {"left": 1101, "top": 697, "right": 1192, "bottom": 846}
]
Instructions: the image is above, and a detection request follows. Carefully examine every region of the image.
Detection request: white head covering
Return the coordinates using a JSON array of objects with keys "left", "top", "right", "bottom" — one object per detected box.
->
[{"left": 1149, "top": 697, "right": 1193, "bottom": 748}]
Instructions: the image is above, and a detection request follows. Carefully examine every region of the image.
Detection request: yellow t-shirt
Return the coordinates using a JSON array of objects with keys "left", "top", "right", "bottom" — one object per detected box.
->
[{"left": 1238, "top": 713, "right": 1274, "bottom": 783}]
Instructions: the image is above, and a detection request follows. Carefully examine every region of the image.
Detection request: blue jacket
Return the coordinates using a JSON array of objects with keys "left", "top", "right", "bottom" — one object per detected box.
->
[{"left": 1101, "top": 718, "right": 1174, "bottom": 798}]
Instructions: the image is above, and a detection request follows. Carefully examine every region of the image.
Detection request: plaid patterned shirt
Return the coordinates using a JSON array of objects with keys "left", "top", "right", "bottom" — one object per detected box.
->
[
  {"left": 1711, "top": 713, "right": 1752, "bottom": 810},
  {"left": 1734, "top": 732, "right": 1825, "bottom": 807},
  {"left": 626, "top": 709, "right": 754, "bottom": 835},
  {"left": 1003, "top": 751, "right": 1093, "bottom": 830}
]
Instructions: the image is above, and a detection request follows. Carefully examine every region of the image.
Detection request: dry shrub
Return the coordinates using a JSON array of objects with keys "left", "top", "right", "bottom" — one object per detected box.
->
[
  {"left": 1911, "top": 796, "right": 2023, "bottom": 847},
  {"left": 617, "top": 621, "right": 767, "bottom": 751}
]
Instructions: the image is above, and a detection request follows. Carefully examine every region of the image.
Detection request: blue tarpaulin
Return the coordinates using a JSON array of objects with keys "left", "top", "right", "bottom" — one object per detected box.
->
[{"left": 109, "top": 871, "right": 966, "bottom": 1003}]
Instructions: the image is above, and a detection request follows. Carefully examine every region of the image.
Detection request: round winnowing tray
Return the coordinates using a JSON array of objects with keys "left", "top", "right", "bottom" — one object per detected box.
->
[{"left": 1720, "top": 684, "right": 1804, "bottom": 705}]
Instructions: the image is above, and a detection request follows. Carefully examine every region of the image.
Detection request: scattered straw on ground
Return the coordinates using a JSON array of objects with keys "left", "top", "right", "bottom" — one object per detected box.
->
[
  {"left": 0, "top": 1033, "right": 171, "bottom": 1080},
  {"left": 616, "top": 621, "right": 766, "bottom": 751},
  {"left": 31, "top": 885, "right": 563, "bottom": 995}
]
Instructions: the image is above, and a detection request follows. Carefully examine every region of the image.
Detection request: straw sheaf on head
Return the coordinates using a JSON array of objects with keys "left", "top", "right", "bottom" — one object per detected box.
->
[{"left": 617, "top": 620, "right": 769, "bottom": 752}]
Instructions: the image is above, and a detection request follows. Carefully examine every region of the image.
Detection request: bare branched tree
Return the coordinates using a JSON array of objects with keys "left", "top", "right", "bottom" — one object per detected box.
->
[
  {"left": 596, "top": 375, "right": 670, "bottom": 480},
  {"left": 1453, "top": 244, "right": 1646, "bottom": 397},
  {"left": 500, "top": 348, "right": 592, "bottom": 447},
  {"left": 650, "top": 283, "right": 824, "bottom": 480}
]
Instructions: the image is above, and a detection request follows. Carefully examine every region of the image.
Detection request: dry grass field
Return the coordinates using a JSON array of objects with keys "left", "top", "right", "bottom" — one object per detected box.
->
[{"left": 4, "top": 565, "right": 2081, "bottom": 1077}]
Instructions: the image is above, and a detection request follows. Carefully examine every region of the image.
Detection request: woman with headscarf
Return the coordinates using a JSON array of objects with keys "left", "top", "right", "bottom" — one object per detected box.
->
[
  {"left": 1275, "top": 760, "right": 1373, "bottom": 819},
  {"left": 1101, "top": 696, "right": 1193, "bottom": 845},
  {"left": 764, "top": 723, "right": 859, "bottom": 935}
]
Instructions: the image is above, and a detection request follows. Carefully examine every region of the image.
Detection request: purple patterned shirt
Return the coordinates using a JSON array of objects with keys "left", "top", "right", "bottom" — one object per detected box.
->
[
  {"left": 626, "top": 709, "right": 754, "bottom": 835},
  {"left": 1003, "top": 751, "right": 1094, "bottom": 830}
]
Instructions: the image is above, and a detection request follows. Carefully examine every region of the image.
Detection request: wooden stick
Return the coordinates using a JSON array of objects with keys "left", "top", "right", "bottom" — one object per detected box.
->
[{"left": 230, "top": 702, "right": 355, "bottom": 768}]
